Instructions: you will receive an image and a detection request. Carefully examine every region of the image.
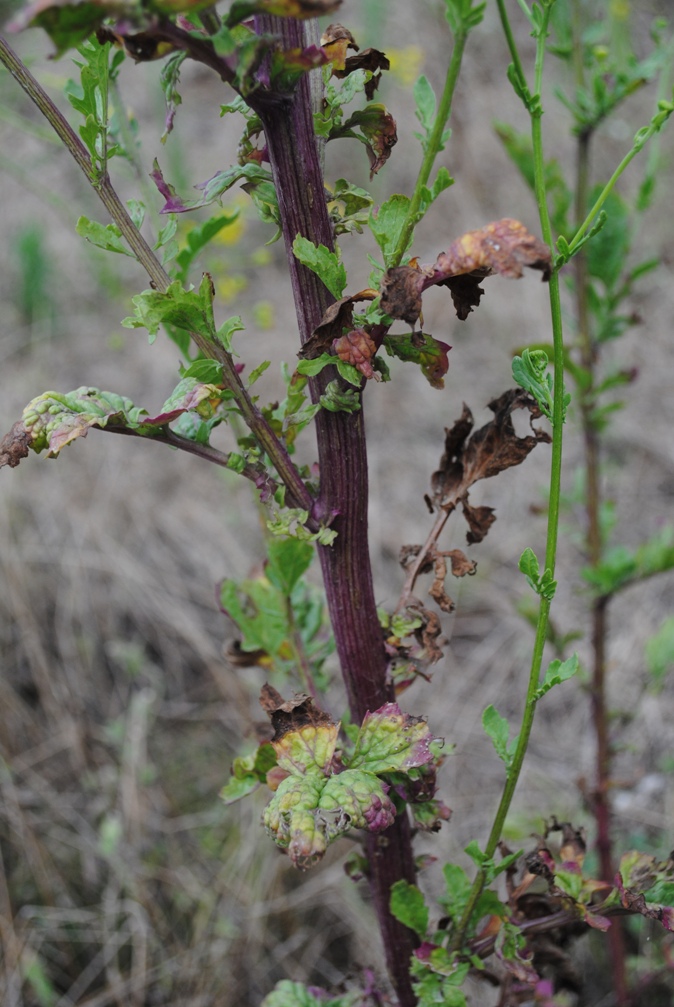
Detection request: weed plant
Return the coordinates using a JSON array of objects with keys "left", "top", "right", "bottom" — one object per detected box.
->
[{"left": 1, "top": 1, "right": 674, "bottom": 1004}]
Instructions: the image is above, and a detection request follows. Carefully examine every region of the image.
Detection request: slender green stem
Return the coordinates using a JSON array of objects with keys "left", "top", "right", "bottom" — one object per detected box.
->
[
  {"left": 567, "top": 109, "right": 672, "bottom": 257},
  {"left": 452, "top": 0, "right": 565, "bottom": 951},
  {"left": 496, "top": 0, "right": 529, "bottom": 90},
  {"left": 389, "top": 28, "right": 468, "bottom": 268}
]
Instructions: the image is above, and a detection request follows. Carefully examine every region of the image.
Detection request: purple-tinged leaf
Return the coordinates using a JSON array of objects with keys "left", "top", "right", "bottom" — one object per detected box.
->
[
  {"left": 348, "top": 702, "right": 438, "bottom": 774},
  {"left": 151, "top": 159, "right": 274, "bottom": 214}
]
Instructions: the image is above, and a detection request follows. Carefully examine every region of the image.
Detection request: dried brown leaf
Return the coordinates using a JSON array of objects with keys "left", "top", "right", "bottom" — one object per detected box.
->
[
  {"left": 259, "top": 684, "right": 334, "bottom": 742},
  {"left": 380, "top": 218, "right": 552, "bottom": 324},
  {"left": 298, "top": 288, "right": 377, "bottom": 359},
  {"left": 320, "top": 22, "right": 357, "bottom": 70},
  {"left": 0, "top": 421, "right": 32, "bottom": 469}
]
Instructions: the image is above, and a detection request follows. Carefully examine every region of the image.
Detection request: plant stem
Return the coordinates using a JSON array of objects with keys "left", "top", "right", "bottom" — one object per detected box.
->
[
  {"left": 253, "top": 16, "right": 418, "bottom": 1004},
  {"left": 573, "top": 96, "right": 629, "bottom": 1007},
  {"left": 0, "top": 34, "right": 314, "bottom": 516},
  {"left": 390, "top": 27, "right": 467, "bottom": 268},
  {"left": 452, "top": 1, "right": 565, "bottom": 950}
]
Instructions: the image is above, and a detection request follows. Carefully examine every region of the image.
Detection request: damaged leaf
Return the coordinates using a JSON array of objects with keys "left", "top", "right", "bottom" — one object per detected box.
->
[
  {"left": 335, "top": 103, "right": 397, "bottom": 178},
  {"left": 333, "top": 328, "right": 378, "bottom": 381},
  {"left": 430, "top": 390, "right": 550, "bottom": 543},
  {"left": 384, "top": 331, "right": 451, "bottom": 389},
  {"left": 349, "top": 703, "right": 437, "bottom": 774},
  {"left": 380, "top": 218, "right": 552, "bottom": 324},
  {"left": 220, "top": 742, "right": 277, "bottom": 803}
]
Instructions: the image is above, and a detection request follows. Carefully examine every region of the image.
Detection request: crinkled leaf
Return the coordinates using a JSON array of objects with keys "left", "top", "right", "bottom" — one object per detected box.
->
[
  {"left": 319, "top": 379, "right": 361, "bottom": 413},
  {"left": 292, "top": 236, "right": 347, "bottom": 300},
  {"left": 339, "top": 103, "right": 397, "bottom": 178},
  {"left": 430, "top": 390, "right": 550, "bottom": 544},
  {"left": 146, "top": 377, "right": 225, "bottom": 425},
  {"left": 334, "top": 328, "right": 377, "bottom": 380},
  {"left": 390, "top": 880, "right": 429, "bottom": 938},
  {"left": 159, "top": 50, "right": 185, "bottom": 141},
  {"left": 263, "top": 768, "right": 394, "bottom": 869},
  {"left": 381, "top": 218, "right": 551, "bottom": 325},
  {"left": 348, "top": 702, "right": 437, "bottom": 774},
  {"left": 122, "top": 276, "right": 216, "bottom": 343}
]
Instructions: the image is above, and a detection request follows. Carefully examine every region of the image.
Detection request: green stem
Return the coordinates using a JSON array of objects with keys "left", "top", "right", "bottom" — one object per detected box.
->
[
  {"left": 389, "top": 27, "right": 468, "bottom": 268},
  {"left": 496, "top": 0, "right": 529, "bottom": 91},
  {"left": 567, "top": 111, "right": 672, "bottom": 257},
  {"left": 452, "top": 0, "right": 565, "bottom": 950}
]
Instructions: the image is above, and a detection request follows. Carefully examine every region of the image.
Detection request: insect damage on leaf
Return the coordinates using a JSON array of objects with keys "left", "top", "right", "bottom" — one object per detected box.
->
[
  {"left": 333, "top": 328, "right": 378, "bottom": 381},
  {"left": 380, "top": 218, "right": 552, "bottom": 325},
  {"left": 321, "top": 23, "right": 390, "bottom": 99}
]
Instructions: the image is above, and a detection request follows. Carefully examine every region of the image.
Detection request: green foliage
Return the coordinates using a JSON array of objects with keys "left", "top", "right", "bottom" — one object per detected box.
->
[
  {"left": 261, "top": 979, "right": 362, "bottom": 1007},
  {"left": 512, "top": 347, "right": 570, "bottom": 424},
  {"left": 296, "top": 353, "right": 362, "bottom": 388},
  {"left": 482, "top": 705, "right": 518, "bottom": 771},
  {"left": 582, "top": 526, "right": 674, "bottom": 596},
  {"left": 518, "top": 547, "right": 557, "bottom": 601},
  {"left": 65, "top": 39, "right": 123, "bottom": 179},
  {"left": 369, "top": 193, "right": 414, "bottom": 267},
  {"left": 76, "top": 215, "right": 134, "bottom": 256},
  {"left": 389, "top": 880, "right": 429, "bottom": 938},
  {"left": 122, "top": 276, "right": 218, "bottom": 345},
  {"left": 292, "top": 236, "right": 347, "bottom": 299},
  {"left": 534, "top": 654, "right": 579, "bottom": 701}
]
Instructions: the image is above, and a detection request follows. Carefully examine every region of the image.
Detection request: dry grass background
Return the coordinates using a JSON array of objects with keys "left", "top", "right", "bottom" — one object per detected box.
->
[{"left": 1, "top": 1, "right": 674, "bottom": 1004}]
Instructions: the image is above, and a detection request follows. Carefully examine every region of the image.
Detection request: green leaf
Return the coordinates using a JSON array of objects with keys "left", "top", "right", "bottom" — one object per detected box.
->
[
  {"left": 482, "top": 705, "right": 511, "bottom": 767},
  {"left": 292, "top": 236, "right": 347, "bottom": 300},
  {"left": 369, "top": 193, "right": 414, "bottom": 268},
  {"left": 76, "top": 216, "right": 133, "bottom": 256},
  {"left": 220, "top": 741, "right": 277, "bottom": 804},
  {"left": 175, "top": 213, "right": 239, "bottom": 283},
  {"left": 263, "top": 768, "right": 395, "bottom": 869},
  {"left": 261, "top": 980, "right": 362, "bottom": 1007},
  {"left": 535, "top": 654, "right": 579, "bottom": 700},
  {"left": 266, "top": 538, "right": 314, "bottom": 596},
  {"left": 383, "top": 332, "right": 450, "bottom": 388},
  {"left": 122, "top": 277, "right": 217, "bottom": 344},
  {"left": 181, "top": 359, "right": 224, "bottom": 384},
  {"left": 414, "top": 74, "right": 436, "bottom": 148},
  {"left": 390, "top": 880, "right": 429, "bottom": 938},
  {"left": 216, "top": 315, "right": 245, "bottom": 353},
  {"left": 248, "top": 359, "right": 271, "bottom": 386},
  {"left": 319, "top": 380, "right": 361, "bottom": 413},
  {"left": 441, "top": 862, "right": 472, "bottom": 921},
  {"left": 348, "top": 703, "right": 436, "bottom": 774},
  {"left": 220, "top": 575, "right": 290, "bottom": 656},
  {"left": 512, "top": 348, "right": 554, "bottom": 420},
  {"left": 518, "top": 547, "right": 540, "bottom": 591}
]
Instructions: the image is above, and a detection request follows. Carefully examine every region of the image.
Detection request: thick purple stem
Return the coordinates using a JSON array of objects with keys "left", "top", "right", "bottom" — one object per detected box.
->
[{"left": 253, "top": 16, "right": 418, "bottom": 1005}]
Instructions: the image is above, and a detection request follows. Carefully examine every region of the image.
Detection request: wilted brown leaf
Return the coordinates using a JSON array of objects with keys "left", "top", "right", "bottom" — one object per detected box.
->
[
  {"left": 380, "top": 218, "right": 552, "bottom": 324},
  {"left": 259, "top": 684, "right": 334, "bottom": 742},
  {"left": 429, "top": 554, "right": 454, "bottom": 614},
  {"left": 334, "top": 328, "right": 378, "bottom": 380},
  {"left": 298, "top": 288, "right": 377, "bottom": 359},
  {"left": 431, "top": 389, "right": 550, "bottom": 543},
  {"left": 338, "top": 47, "right": 390, "bottom": 99},
  {"left": 320, "top": 22, "right": 357, "bottom": 70},
  {"left": 0, "top": 421, "right": 32, "bottom": 470}
]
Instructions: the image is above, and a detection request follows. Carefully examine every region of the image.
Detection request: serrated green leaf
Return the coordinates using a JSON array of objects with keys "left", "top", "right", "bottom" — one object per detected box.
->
[
  {"left": 182, "top": 359, "right": 224, "bottom": 384},
  {"left": 122, "top": 278, "right": 216, "bottom": 344},
  {"left": 266, "top": 538, "right": 314, "bottom": 596},
  {"left": 292, "top": 236, "right": 347, "bottom": 300},
  {"left": 535, "top": 653, "right": 579, "bottom": 700},
  {"left": 390, "top": 880, "right": 429, "bottom": 938},
  {"left": 76, "top": 216, "right": 134, "bottom": 256},
  {"left": 369, "top": 193, "right": 414, "bottom": 268}
]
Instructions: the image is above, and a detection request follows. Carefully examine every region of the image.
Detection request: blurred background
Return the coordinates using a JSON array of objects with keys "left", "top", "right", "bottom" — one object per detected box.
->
[{"left": 1, "top": 0, "right": 674, "bottom": 1003}]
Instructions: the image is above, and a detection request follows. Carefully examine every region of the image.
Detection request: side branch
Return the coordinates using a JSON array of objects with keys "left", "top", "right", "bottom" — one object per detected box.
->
[{"left": 0, "top": 34, "right": 312, "bottom": 515}]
